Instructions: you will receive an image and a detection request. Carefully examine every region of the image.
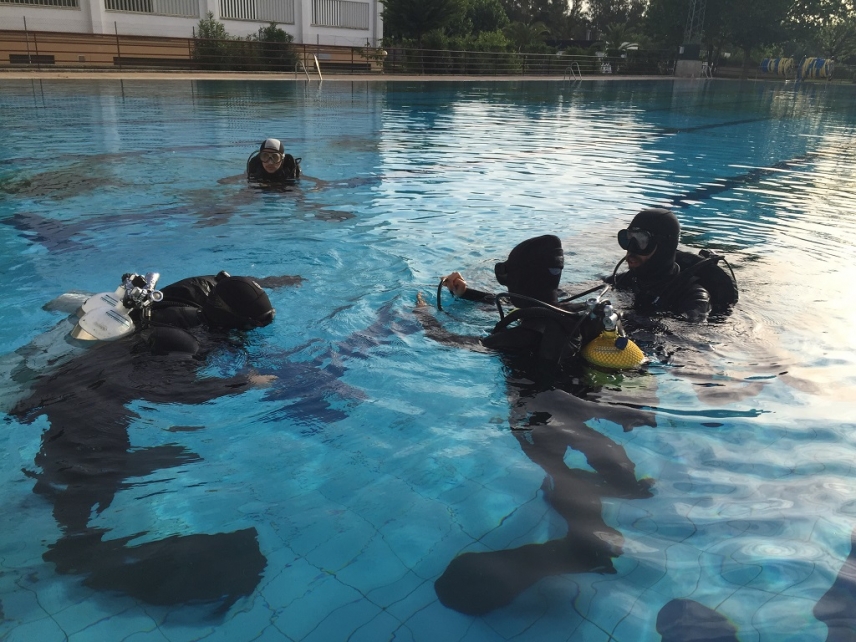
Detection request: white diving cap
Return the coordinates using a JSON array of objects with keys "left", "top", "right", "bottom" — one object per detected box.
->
[{"left": 261, "top": 138, "right": 283, "bottom": 153}]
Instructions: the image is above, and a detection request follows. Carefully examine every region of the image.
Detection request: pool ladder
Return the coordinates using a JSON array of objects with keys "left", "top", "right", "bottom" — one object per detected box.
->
[
  {"left": 295, "top": 55, "right": 323, "bottom": 81},
  {"left": 564, "top": 62, "right": 582, "bottom": 82}
]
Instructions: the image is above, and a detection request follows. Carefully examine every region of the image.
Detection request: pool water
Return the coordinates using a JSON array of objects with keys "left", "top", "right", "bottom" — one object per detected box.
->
[{"left": 1, "top": 78, "right": 856, "bottom": 641}]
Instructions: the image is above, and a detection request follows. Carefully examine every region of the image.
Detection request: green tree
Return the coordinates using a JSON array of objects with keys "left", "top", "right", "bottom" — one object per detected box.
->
[
  {"left": 601, "top": 21, "right": 639, "bottom": 50},
  {"left": 468, "top": 0, "right": 510, "bottom": 34},
  {"left": 193, "top": 12, "right": 230, "bottom": 69},
  {"left": 719, "top": 0, "right": 793, "bottom": 75},
  {"left": 788, "top": 0, "right": 856, "bottom": 59},
  {"left": 585, "top": 0, "right": 645, "bottom": 36},
  {"left": 504, "top": 20, "right": 550, "bottom": 50},
  {"left": 381, "top": 0, "right": 468, "bottom": 43},
  {"left": 258, "top": 23, "right": 298, "bottom": 70},
  {"left": 642, "top": 0, "right": 686, "bottom": 49}
]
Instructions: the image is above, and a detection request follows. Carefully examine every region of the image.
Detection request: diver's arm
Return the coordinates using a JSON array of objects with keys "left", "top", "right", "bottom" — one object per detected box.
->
[
  {"left": 441, "top": 272, "right": 496, "bottom": 305},
  {"left": 414, "top": 293, "right": 488, "bottom": 351},
  {"left": 252, "top": 275, "right": 304, "bottom": 289}
]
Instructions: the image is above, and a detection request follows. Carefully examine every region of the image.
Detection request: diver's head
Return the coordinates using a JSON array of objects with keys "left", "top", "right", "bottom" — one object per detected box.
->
[
  {"left": 494, "top": 235, "right": 564, "bottom": 306},
  {"left": 202, "top": 276, "right": 275, "bottom": 330},
  {"left": 259, "top": 138, "right": 285, "bottom": 174},
  {"left": 618, "top": 208, "right": 680, "bottom": 277}
]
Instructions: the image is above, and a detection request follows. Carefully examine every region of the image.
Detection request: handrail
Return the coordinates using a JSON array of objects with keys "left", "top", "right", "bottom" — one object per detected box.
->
[
  {"left": 295, "top": 59, "right": 310, "bottom": 80},
  {"left": 564, "top": 61, "right": 581, "bottom": 81},
  {"left": 313, "top": 54, "right": 323, "bottom": 80}
]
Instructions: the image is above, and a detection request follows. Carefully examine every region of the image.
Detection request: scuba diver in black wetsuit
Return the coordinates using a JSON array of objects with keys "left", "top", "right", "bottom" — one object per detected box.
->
[
  {"left": 10, "top": 271, "right": 277, "bottom": 609},
  {"left": 246, "top": 138, "right": 301, "bottom": 183},
  {"left": 425, "top": 234, "right": 645, "bottom": 382},
  {"left": 610, "top": 208, "right": 738, "bottom": 323},
  {"left": 415, "top": 235, "right": 656, "bottom": 616}
]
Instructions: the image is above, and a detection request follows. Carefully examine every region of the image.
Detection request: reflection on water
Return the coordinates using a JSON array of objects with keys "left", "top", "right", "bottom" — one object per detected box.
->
[{"left": 1, "top": 79, "right": 856, "bottom": 641}]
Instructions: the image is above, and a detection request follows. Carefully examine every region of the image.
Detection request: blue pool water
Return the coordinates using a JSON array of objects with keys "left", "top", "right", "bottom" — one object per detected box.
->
[{"left": 1, "top": 78, "right": 856, "bottom": 641}]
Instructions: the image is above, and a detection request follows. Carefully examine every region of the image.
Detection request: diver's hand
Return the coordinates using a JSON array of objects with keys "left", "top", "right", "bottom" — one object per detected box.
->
[
  {"left": 442, "top": 272, "right": 467, "bottom": 297},
  {"left": 415, "top": 292, "right": 428, "bottom": 308},
  {"left": 249, "top": 373, "right": 277, "bottom": 388}
]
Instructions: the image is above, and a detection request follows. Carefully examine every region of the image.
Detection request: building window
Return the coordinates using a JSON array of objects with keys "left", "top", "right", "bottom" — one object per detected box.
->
[
  {"left": 0, "top": 0, "right": 79, "bottom": 7},
  {"left": 220, "top": 0, "right": 295, "bottom": 23},
  {"left": 105, "top": 0, "right": 198, "bottom": 16},
  {"left": 312, "top": 0, "right": 369, "bottom": 30}
]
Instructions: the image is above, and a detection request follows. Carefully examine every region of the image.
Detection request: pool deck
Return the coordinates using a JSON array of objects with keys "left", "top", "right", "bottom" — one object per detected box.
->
[{"left": 0, "top": 69, "right": 679, "bottom": 81}]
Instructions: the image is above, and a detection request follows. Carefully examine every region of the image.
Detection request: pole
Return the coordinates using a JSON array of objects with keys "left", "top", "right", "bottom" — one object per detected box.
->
[
  {"left": 115, "top": 21, "right": 122, "bottom": 69},
  {"left": 23, "top": 17, "right": 33, "bottom": 66},
  {"left": 32, "top": 23, "right": 41, "bottom": 71}
]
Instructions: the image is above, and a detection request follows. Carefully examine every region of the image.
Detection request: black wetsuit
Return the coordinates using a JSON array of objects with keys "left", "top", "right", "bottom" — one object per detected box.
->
[
  {"left": 10, "top": 274, "right": 270, "bottom": 608},
  {"left": 612, "top": 257, "right": 712, "bottom": 321},
  {"left": 247, "top": 154, "right": 300, "bottom": 183},
  {"left": 417, "top": 236, "right": 659, "bottom": 615}
]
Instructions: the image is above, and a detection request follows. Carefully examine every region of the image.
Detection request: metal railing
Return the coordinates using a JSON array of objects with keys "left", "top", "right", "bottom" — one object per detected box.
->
[
  {"left": 382, "top": 47, "right": 674, "bottom": 77},
  {"left": 0, "top": 30, "right": 675, "bottom": 77}
]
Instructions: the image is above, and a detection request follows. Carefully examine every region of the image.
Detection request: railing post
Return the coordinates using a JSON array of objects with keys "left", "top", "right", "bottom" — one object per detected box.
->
[
  {"left": 23, "top": 17, "right": 33, "bottom": 66},
  {"left": 32, "top": 25, "right": 41, "bottom": 70},
  {"left": 115, "top": 21, "right": 122, "bottom": 69}
]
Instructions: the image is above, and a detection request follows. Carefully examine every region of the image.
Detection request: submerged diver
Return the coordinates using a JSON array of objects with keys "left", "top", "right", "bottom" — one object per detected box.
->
[
  {"left": 246, "top": 138, "right": 301, "bottom": 183},
  {"left": 610, "top": 208, "right": 738, "bottom": 322},
  {"left": 417, "top": 235, "right": 655, "bottom": 615},
  {"left": 11, "top": 271, "right": 278, "bottom": 610}
]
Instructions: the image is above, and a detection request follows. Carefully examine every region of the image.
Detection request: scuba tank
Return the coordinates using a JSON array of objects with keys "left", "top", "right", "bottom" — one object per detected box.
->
[
  {"left": 71, "top": 272, "right": 163, "bottom": 341},
  {"left": 487, "top": 286, "right": 646, "bottom": 372},
  {"left": 581, "top": 302, "right": 646, "bottom": 370}
]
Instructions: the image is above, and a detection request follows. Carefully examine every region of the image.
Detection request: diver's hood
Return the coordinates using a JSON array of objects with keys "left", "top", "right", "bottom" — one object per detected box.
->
[
  {"left": 202, "top": 276, "right": 275, "bottom": 330},
  {"left": 494, "top": 234, "right": 564, "bottom": 306},
  {"left": 626, "top": 209, "right": 680, "bottom": 280}
]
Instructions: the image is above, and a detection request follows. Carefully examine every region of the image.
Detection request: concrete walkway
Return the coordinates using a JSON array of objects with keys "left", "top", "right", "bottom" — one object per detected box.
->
[{"left": 0, "top": 69, "right": 678, "bottom": 81}]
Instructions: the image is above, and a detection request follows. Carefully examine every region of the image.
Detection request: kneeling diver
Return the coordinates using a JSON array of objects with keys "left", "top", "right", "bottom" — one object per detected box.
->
[{"left": 416, "top": 235, "right": 656, "bottom": 616}]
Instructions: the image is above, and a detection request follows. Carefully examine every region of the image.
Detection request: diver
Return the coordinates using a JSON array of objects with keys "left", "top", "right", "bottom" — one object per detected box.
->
[
  {"left": 142, "top": 271, "right": 276, "bottom": 356},
  {"left": 246, "top": 138, "right": 301, "bottom": 183},
  {"left": 429, "top": 234, "right": 645, "bottom": 383},
  {"left": 609, "top": 208, "right": 738, "bottom": 323},
  {"left": 10, "top": 270, "right": 278, "bottom": 609},
  {"left": 416, "top": 235, "right": 655, "bottom": 615}
]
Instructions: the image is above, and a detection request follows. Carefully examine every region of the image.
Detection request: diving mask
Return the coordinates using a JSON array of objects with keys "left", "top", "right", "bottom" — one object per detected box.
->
[
  {"left": 618, "top": 227, "right": 657, "bottom": 255},
  {"left": 260, "top": 151, "right": 283, "bottom": 164}
]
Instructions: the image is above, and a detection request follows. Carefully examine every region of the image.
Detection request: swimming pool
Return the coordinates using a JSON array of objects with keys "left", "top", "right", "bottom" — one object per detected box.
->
[{"left": 1, "top": 77, "right": 856, "bottom": 641}]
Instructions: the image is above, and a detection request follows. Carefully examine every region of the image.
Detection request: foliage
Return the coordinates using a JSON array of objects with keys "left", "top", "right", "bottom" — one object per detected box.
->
[
  {"left": 787, "top": 0, "right": 856, "bottom": 60},
  {"left": 504, "top": 21, "right": 550, "bottom": 52},
  {"left": 469, "top": 0, "right": 510, "bottom": 34},
  {"left": 642, "top": 0, "right": 686, "bottom": 49},
  {"left": 381, "top": 0, "right": 467, "bottom": 42},
  {"left": 600, "top": 22, "right": 639, "bottom": 51},
  {"left": 258, "top": 23, "right": 298, "bottom": 70},
  {"left": 192, "top": 15, "right": 297, "bottom": 71},
  {"left": 193, "top": 12, "right": 231, "bottom": 69},
  {"left": 585, "top": 0, "right": 646, "bottom": 36},
  {"left": 196, "top": 12, "right": 228, "bottom": 40}
]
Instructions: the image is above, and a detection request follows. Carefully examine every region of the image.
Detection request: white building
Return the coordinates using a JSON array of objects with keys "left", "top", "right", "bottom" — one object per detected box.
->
[{"left": 0, "top": 0, "right": 382, "bottom": 47}]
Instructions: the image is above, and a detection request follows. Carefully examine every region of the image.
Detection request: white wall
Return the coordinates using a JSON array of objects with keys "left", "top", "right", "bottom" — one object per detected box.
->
[
  {"left": 0, "top": 0, "right": 382, "bottom": 45},
  {"left": 1, "top": 6, "right": 92, "bottom": 34}
]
